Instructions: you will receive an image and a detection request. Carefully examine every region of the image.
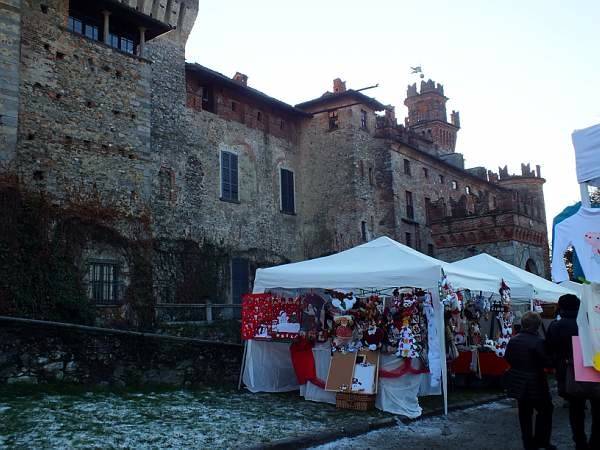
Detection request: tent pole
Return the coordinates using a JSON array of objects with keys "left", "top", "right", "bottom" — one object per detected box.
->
[
  {"left": 238, "top": 340, "right": 248, "bottom": 390},
  {"left": 432, "top": 288, "right": 448, "bottom": 415}
]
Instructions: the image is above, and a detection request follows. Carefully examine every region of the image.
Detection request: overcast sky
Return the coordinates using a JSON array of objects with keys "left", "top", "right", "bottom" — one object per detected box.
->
[{"left": 185, "top": 0, "right": 600, "bottom": 234}]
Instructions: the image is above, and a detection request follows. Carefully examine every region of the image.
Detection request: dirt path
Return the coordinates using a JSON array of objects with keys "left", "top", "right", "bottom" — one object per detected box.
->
[{"left": 311, "top": 396, "right": 585, "bottom": 450}]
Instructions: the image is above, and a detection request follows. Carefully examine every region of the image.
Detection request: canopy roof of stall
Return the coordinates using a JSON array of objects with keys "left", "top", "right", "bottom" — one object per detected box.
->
[
  {"left": 253, "top": 236, "right": 513, "bottom": 294},
  {"left": 451, "top": 253, "right": 576, "bottom": 303}
]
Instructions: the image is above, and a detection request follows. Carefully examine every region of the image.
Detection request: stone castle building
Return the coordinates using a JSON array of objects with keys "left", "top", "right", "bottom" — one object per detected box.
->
[{"left": 0, "top": 0, "right": 548, "bottom": 323}]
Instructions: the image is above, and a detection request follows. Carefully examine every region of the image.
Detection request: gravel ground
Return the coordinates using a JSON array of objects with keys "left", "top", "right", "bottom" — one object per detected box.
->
[{"left": 311, "top": 396, "right": 585, "bottom": 450}]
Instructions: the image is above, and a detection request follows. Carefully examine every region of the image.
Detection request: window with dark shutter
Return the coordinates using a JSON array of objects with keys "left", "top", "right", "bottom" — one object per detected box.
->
[
  {"left": 280, "top": 169, "right": 295, "bottom": 214},
  {"left": 221, "top": 151, "right": 239, "bottom": 202},
  {"left": 406, "top": 191, "right": 414, "bottom": 219}
]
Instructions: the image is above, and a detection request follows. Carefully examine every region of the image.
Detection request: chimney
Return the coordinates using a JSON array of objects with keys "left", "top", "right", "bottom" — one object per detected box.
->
[
  {"left": 233, "top": 72, "right": 248, "bottom": 86},
  {"left": 333, "top": 78, "right": 346, "bottom": 93}
]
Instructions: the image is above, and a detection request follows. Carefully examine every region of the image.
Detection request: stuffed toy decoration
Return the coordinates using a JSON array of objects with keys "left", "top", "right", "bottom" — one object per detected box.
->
[
  {"left": 333, "top": 315, "right": 354, "bottom": 348},
  {"left": 300, "top": 293, "right": 326, "bottom": 334},
  {"left": 362, "top": 321, "right": 385, "bottom": 351}
]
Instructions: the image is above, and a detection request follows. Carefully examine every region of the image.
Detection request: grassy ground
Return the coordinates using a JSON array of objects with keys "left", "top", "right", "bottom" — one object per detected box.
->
[{"left": 0, "top": 383, "right": 503, "bottom": 449}]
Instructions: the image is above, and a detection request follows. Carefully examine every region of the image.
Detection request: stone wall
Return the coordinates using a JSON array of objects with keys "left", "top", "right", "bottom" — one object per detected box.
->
[
  {"left": 0, "top": 316, "right": 243, "bottom": 386},
  {"left": 0, "top": 0, "right": 21, "bottom": 165}
]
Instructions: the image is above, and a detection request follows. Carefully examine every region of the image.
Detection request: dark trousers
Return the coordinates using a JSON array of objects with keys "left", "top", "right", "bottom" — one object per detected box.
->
[
  {"left": 568, "top": 398, "right": 600, "bottom": 449},
  {"left": 517, "top": 397, "right": 553, "bottom": 449}
]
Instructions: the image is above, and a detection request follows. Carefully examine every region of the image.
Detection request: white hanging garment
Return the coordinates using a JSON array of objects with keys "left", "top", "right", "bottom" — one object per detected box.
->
[{"left": 552, "top": 207, "right": 600, "bottom": 283}]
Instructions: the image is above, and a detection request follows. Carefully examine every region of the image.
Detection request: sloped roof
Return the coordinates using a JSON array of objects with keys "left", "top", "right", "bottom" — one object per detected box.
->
[
  {"left": 295, "top": 89, "right": 386, "bottom": 112},
  {"left": 185, "top": 63, "right": 312, "bottom": 118}
]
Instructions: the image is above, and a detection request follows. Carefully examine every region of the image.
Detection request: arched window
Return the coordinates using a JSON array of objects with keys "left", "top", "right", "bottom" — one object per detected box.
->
[{"left": 525, "top": 258, "right": 538, "bottom": 275}]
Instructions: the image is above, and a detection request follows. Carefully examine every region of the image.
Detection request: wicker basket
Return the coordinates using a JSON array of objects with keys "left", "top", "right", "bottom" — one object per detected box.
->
[{"left": 335, "top": 392, "right": 376, "bottom": 411}]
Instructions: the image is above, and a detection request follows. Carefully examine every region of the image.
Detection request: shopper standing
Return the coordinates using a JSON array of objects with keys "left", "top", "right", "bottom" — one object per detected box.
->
[
  {"left": 547, "top": 294, "right": 599, "bottom": 450},
  {"left": 505, "top": 311, "right": 556, "bottom": 450}
]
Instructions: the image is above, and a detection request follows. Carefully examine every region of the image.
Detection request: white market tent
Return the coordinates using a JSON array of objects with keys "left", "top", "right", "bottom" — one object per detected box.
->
[
  {"left": 450, "top": 253, "right": 576, "bottom": 304},
  {"left": 248, "top": 236, "right": 525, "bottom": 416},
  {"left": 253, "top": 236, "right": 522, "bottom": 294}
]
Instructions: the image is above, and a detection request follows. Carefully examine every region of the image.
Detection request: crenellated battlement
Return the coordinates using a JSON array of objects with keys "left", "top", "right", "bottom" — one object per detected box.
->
[
  {"left": 406, "top": 79, "right": 445, "bottom": 98},
  {"left": 488, "top": 163, "right": 543, "bottom": 183}
]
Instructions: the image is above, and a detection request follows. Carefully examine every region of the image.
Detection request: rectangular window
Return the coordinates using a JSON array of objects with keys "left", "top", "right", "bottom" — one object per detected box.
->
[
  {"left": 257, "top": 111, "right": 262, "bottom": 122},
  {"left": 360, "top": 109, "right": 367, "bottom": 129},
  {"left": 231, "top": 101, "right": 237, "bottom": 112},
  {"left": 280, "top": 119, "right": 285, "bottom": 130},
  {"left": 405, "top": 232, "right": 412, "bottom": 248},
  {"left": 404, "top": 159, "right": 411, "bottom": 176},
  {"left": 452, "top": 180, "right": 458, "bottom": 190},
  {"left": 368, "top": 167, "right": 374, "bottom": 186},
  {"left": 465, "top": 186, "right": 471, "bottom": 195},
  {"left": 221, "top": 151, "right": 239, "bottom": 202},
  {"left": 439, "top": 174, "right": 445, "bottom": 184},
  {"left": 280, "top": 168, "right": 295, "bottom": 214},
  {"left": 84, "top": 23, "right": 99, "bottom": 41},
  {"left": 328, "top": 110, "right": 339, "bottom": 130},
  {"left": 108, "top": 33, "right": 119, "bottom": 49},
  {"left": 361, "top": 221, "right": 367, "bottom": 242},
  {"left": 120, "top": 37, "right": 134, "bottom": 54},
  {"left": 427, "top": 244, "right": 434, "bottom": 256},
  {"left": 231, "top": 258, "right": 249, "bottom": 305},
  {"left": 423, "top": 167, "right": 429, "bottom": 179},
  {"left": 88, "top": 262, "right": 120, "bottom": 305},
  {"left": 68, "top": 16, "right": 83, "bottom": 34},
  {"left": 406, "top": 191, "right": 414, "bottom": 219}
]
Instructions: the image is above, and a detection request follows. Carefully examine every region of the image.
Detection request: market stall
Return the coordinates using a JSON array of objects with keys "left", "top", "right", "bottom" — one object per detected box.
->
[
  {"left": 242, "top": 237, "right": 522, "bottom": 417},
  {"left": 448, "top": 254, "right": 575, "bottom": 379}
]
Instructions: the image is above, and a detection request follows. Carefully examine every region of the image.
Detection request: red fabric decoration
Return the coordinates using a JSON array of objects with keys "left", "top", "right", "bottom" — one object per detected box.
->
[
  {"left": 378, "top": 358, "right": 429, "bottom": 378},
  {"left": 290, "top": 338, "right": 323, "bottom": 386}
]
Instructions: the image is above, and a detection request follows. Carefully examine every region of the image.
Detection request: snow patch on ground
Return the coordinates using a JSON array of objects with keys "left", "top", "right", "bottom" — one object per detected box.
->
[{"left": 0, "top": 387, "right": 389, "bottom": 449}]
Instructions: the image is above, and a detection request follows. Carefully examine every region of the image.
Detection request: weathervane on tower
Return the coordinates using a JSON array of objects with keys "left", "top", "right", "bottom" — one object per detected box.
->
[{"left": 410, "top": 65, "right": 425, "bottom": 79}]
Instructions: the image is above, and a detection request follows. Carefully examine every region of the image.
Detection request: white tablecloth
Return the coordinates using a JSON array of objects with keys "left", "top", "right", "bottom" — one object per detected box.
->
[{"left": 243, "top": 340, "right": 439, "bottom": 418}]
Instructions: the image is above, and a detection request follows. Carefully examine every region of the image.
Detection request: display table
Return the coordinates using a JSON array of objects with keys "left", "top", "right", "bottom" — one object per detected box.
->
[
  {"left": 243, "top": 340, "right": 435, "bottom": 418},
  {"left": 451, "top": 350, "right": 509, "bottom": 377}
]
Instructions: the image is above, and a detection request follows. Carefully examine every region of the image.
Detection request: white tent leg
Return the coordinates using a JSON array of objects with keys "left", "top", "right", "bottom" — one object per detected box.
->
[
  {"left": 238, "top": 340, "right": 248, "bottom": 390},
  {"left": 431, "top": 289, "right": 448, "bottom": 415}
]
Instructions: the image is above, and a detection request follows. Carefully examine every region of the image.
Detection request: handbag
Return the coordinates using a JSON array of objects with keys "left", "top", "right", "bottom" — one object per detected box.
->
[{"left": 565, "top": 363, "right": 600, "bottom": 399}]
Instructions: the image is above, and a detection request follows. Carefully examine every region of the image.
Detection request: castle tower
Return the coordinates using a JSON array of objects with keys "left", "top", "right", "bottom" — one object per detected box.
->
[{"left": 404, "top": 79, "right": 460, "bottom": 154}]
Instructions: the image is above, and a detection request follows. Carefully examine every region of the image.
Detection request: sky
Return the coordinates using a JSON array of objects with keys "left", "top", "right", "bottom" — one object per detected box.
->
[{"left": 185, "top": 0, "right": 600, "bottom": 234}]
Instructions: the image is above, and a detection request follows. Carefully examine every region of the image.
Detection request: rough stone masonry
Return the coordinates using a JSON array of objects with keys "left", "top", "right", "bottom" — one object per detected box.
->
[{"left": 0, "top": 0, "right": 550, "bottom": 328}]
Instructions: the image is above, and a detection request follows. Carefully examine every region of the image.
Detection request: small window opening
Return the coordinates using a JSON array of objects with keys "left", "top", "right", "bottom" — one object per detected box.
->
[
  {"left": 360, "top": 109, "right": 367, "bottom": 129},
  {"left": 257, "top": 111, "right": 262, "bottom": 122},
  {"left": 404, "top": 159, "right": 411, "bottom": 176},
  {"left": 231, "top": 101, "right": 237, "bottom": 112},
  {"left": 452, "top": 180, "right": 458, "bottom": 190},
  {"left": 328, "top": 110, "right": 339, "bottom": 130}
]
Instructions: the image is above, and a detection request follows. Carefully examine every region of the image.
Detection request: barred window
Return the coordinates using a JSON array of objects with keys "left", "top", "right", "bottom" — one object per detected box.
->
[{"left": 88, "top": 262, "right": 120, "bottom": 305}]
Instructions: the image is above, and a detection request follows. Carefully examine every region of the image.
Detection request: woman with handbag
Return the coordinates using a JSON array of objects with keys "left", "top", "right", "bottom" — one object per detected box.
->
[
  {"left": 547, "top": 294, "right": 600, "bottom": 450},
  {"left": 505, "top": 312, "right": 556, "bottom": 450}
]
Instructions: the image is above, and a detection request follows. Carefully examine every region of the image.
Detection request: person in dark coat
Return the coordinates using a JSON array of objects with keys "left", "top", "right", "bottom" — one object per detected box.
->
[
  {"left": 547, "top": 293, "right": 599, "bottom": 450},
  {"left": 505, "top": 311, "right": 556, "bottom": 450}
]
